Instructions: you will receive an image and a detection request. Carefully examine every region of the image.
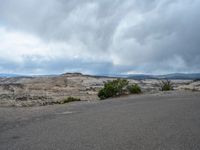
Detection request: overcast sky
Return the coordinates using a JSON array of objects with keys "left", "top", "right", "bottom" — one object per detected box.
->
[{"left": 0, "top": 0, "right": 200, "bottom": 75}]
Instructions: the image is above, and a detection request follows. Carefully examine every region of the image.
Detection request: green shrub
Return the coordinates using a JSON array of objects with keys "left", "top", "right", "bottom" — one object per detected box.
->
[
  {"left": 98, "top": 79, "right": 129, "bottom": 100},
  {"left": 58, "top": 97, "right": 81, "bottom": 104},
  {"left": 98, "top": 79, "right": 142, "bottom": 100},
  {"left": 160, "top": 80, "right": 173, "bottom": 91},
  {"left": 127, "top": 84, "right": 142, "bottom": 94}
]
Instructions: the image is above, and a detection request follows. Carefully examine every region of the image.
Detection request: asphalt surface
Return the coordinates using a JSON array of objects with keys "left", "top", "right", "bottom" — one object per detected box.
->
[{"left": 0, "top": 91, "right": 200, "bottom": 150}]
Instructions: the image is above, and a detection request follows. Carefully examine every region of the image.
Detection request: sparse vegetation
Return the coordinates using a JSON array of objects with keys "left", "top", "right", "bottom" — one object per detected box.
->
[
  {"left": 55, "top": 97, "right": 81, "bottom": 104},
  {"left": 160, "top": 80, "right": 173, "bottom": 91},
  {"left": 98, "top": 79, "right": 141, "bottom": 100},
  {"left": 127, "top": 84, "right": 142, "bottom": 94},
  {"left": 192, "top": 88, "right": 198, "bottom": 92},
  {"left": 193, "top": 78, "right": 200, "bottom": 82},
  {"left": 184, "top": 87, "right": 199, "bottom": 92}
]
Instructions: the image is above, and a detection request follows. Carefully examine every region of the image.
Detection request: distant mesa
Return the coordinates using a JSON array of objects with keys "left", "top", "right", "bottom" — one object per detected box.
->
[{"left": 61, "top": 72, "right": 83, "bottom": 76}]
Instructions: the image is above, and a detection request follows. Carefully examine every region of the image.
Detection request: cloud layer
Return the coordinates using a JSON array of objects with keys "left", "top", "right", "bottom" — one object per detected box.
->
[{"left": 0, "top": 0, "right": 200, "bottom": 75}]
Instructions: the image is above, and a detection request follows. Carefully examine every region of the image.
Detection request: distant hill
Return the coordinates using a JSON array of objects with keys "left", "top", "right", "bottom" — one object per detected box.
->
[
  {"left": 127, "top": 73, "right": 200, "bottom": 80},
  {"left": 126, "top": 74, "right": 157, "bottom": 80},
  {"left": 1, "top": 72, "right": 200, "bottom": 80},
  {"left": 0, "top": 74, "right": 22, "bottom": 78},
  {"left": 156, "top": 73, "right": 200, "bottom": 80}
]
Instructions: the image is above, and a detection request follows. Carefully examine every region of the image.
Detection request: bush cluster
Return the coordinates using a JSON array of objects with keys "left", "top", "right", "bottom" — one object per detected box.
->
[
  {"left": 98, "top": 78, "right": 176, "bottom": 100},
  {"left": 98, "top": 79, "right": 141, "bottom": 100}
]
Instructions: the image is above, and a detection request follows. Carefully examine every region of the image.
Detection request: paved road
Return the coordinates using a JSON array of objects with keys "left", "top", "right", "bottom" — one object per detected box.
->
[{"left": 0, "top": 91, "right": 200, "bottom": 150}]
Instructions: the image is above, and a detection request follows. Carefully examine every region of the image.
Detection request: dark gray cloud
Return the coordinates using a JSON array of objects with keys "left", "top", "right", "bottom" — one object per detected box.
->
[{"left": 0, "top": 0, "right": 200, "bottom": 74}]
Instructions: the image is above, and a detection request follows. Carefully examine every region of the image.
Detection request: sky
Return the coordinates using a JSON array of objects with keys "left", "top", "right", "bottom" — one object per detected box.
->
[{"left": 0, "top": 0, "right": 200, "bottom": 75}]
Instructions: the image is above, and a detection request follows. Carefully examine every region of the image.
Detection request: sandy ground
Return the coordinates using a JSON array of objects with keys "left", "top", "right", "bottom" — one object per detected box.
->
[{"left": 0, "top": 73, "right": 199, "bottom": 107}]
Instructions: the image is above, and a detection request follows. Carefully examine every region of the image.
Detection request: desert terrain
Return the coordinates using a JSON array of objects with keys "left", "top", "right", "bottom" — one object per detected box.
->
[
  {"left": 0, "top": 73, "right": 199, "bottom": 107},
  {"left": 1, "top": 73, "right": 200, "bottom": 150}
]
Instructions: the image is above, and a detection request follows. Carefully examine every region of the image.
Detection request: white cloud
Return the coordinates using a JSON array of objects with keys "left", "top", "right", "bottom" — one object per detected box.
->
[
  {"left": 0, "top": 0, "right": 200, "bottom": 74},
  {"left": 0, "top": 27, "right": 48, "bottom": 62}
]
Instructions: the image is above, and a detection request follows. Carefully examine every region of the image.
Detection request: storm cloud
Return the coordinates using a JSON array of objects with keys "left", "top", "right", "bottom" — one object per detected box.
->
[{"left": 0, "top": 0, "right": 200, "bottom": 75}]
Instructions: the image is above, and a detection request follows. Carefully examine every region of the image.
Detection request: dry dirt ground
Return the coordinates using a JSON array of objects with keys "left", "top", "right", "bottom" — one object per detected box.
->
[{"left": 0, "top": 73, "right": 199, "bottom": 107}]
